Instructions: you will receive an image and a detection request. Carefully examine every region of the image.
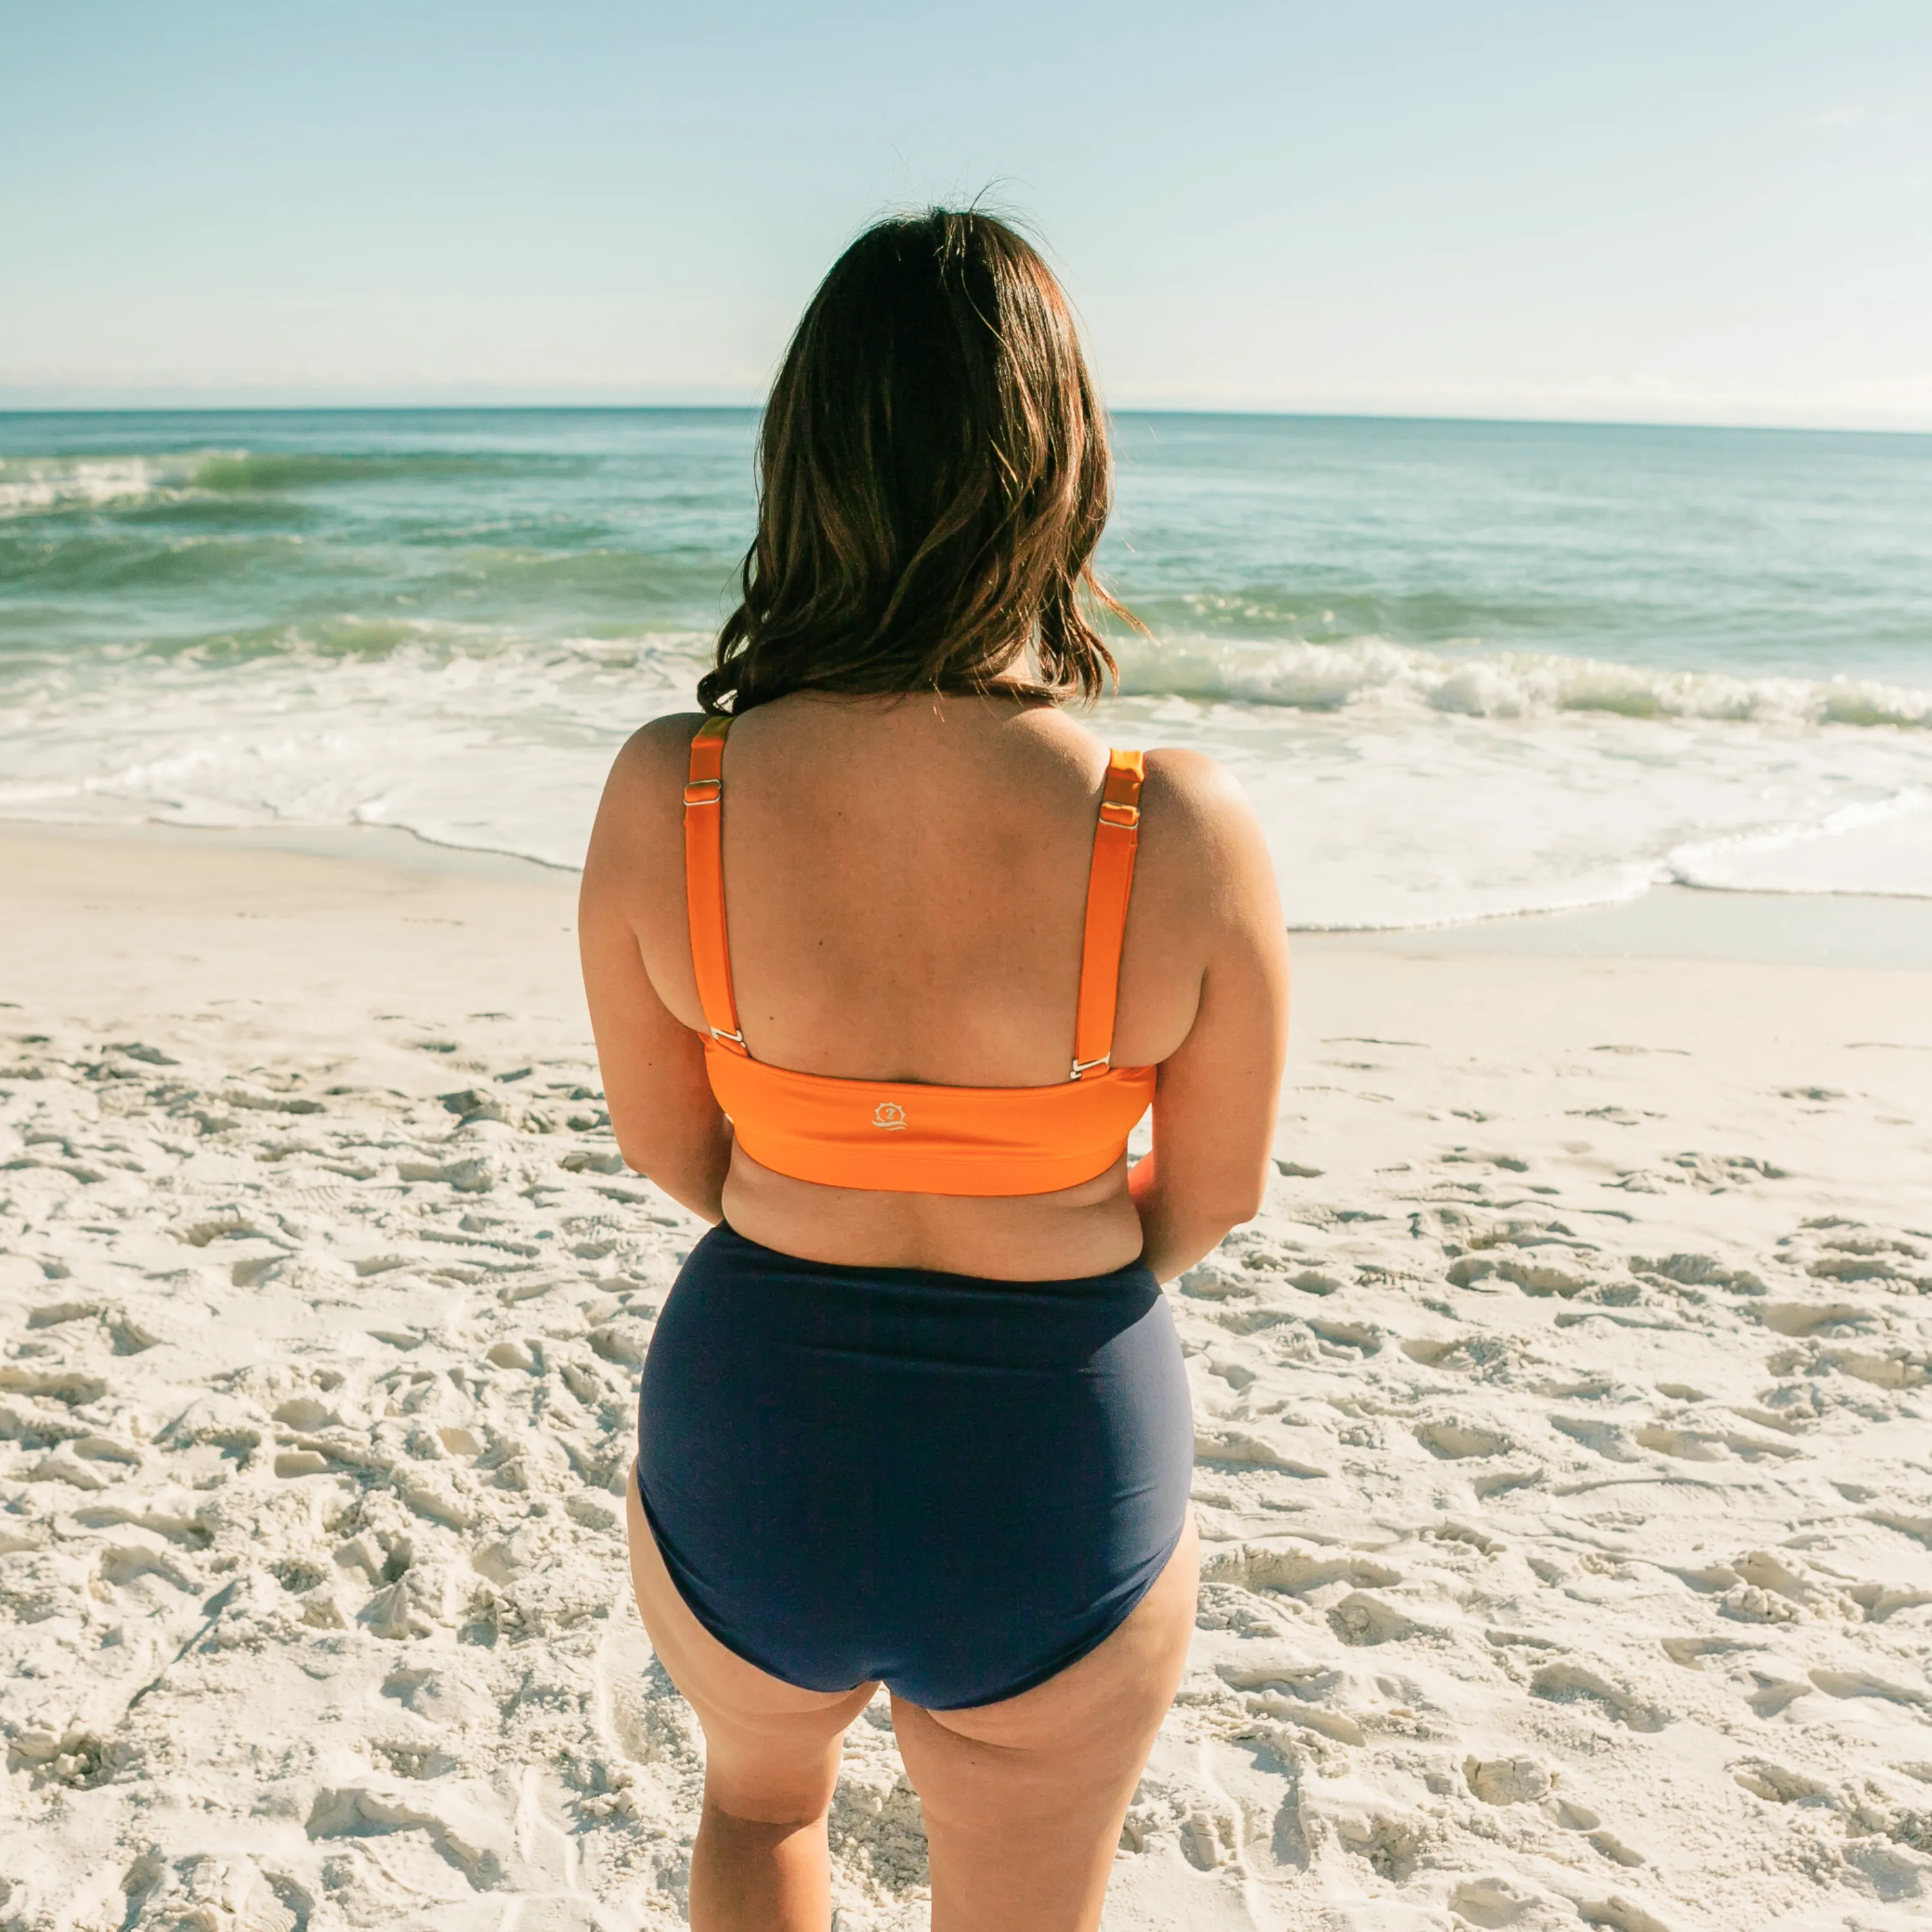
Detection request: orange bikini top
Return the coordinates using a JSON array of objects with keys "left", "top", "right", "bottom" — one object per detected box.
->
[{"left": 683, "top": 717, "right": 1157, "bottom": 1196}]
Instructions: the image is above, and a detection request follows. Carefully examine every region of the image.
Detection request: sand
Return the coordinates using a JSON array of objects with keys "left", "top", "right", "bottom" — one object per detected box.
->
[{"left": 3, "top": 824, "right": 1931, "bottom": 1932}]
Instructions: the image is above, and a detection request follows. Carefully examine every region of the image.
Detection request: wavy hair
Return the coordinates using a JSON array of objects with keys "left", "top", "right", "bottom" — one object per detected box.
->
[{"left": 698, "top": 209, "right": 1139, "bottom": 713}]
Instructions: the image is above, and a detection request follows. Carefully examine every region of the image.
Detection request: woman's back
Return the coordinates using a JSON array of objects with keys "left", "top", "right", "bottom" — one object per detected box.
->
[
  {"left": 585, "top": 687, "right": 1282, "bottom": 1279},
  {"left": 658, "top": 694, "right": 1204, "bottom": 1081}
]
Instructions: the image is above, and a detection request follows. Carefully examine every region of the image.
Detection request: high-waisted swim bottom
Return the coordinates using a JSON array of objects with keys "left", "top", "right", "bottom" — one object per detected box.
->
[{"left": 634, "top": 1224, "right": 1193, "bottom": 1710}]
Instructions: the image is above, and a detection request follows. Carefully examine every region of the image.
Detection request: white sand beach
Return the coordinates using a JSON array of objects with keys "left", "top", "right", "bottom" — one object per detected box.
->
[{"left": 4, "top": 826, "right": 1931, "bottom": 1932}]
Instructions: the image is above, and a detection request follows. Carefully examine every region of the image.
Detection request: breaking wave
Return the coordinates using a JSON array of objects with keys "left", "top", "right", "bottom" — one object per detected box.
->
[
  {"left": 0, "top": 446, "right": 526, "bottom": 520},
  {"left": 1114, "top": 634, "right": 1932, "bottom": 729},
  {"left": 0, "top": 453, "right": 207, "bottom": 516}
]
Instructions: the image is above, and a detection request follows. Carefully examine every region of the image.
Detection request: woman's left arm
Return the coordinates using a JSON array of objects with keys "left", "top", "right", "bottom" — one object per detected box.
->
[{"left": 578, "top": 720, "right": 732, "bottom": 1221}]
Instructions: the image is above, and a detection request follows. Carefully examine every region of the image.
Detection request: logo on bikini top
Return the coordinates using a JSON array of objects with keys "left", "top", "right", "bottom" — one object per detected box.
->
[{"left": 871, "top": 1101, "right": 907, "bottom": 1132}]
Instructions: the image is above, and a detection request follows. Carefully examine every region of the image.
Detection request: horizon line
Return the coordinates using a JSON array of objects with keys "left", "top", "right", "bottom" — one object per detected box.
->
[{"left": 3, "top": 398, "right": 1931, "bottom": 440}]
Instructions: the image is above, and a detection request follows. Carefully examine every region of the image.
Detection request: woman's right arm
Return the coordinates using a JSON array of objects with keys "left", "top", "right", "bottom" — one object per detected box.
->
[
  {"left": 578, "top": 719, "right": 734, "bottom": 1221},
  {"left": 1129, "top": 755, "right": 1290, "bottom": 1282}
]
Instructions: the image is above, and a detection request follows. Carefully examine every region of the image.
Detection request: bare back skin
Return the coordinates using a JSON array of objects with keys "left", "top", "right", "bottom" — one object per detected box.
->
[
  {"left": 580, "top": 688, "right": 1289, "bottom": 1285},
  {"left": 579, "top": 687, "right": 1288, "bottom": 1932}
]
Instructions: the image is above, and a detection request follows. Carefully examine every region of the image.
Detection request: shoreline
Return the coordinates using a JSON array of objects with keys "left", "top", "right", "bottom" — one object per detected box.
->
[{"left": 8, "top": 818, "right": 1932, "bottom": 970}]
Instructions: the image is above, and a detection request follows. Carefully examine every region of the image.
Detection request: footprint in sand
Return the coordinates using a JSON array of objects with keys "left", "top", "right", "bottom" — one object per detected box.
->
[
  {"left": 1415, "top": 1418, "right": 1514, "bottom": 1461},
  {"left": 1529, "top": 1662, "right": 1672, "bottom": 1733}
]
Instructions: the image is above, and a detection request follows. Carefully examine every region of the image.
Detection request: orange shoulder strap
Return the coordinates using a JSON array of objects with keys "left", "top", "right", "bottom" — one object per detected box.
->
[
  {"left": 683, "top": 715, "right": 746, "bottom": 1054},
  {"left": 1071, "top": 748, "right": 1145, "bottom": 1077}
]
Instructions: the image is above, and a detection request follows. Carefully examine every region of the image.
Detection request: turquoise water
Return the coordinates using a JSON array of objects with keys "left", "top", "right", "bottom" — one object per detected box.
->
[{"left": 3, "top": 409, "right": 1929, "bottom": 926}]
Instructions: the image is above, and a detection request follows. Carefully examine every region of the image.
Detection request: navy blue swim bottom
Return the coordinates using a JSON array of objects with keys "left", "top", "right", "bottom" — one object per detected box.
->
[{"left": 634, "top": 1224, "right": 1193, "bottom": 1710}]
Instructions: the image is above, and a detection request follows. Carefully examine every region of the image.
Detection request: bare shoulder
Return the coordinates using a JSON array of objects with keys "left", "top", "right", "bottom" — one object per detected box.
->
[
  {"left": 1142, "top": 746, "right": 1247, "bottom": 813},
  {"left": 1138, "top": 747, "right": 1279, "bottom": 927},
  {"left": 597, "top": 712, "right": 710, "bottom": 826},
  {"left": 607, "top": 711, "right": 710, "bottom": 796},
  {"left": 583, "top": 712, "right": 709, "bottom": 885},
  {"left": 1141, "top": 748, "right": 1265, "bottom": 853}
]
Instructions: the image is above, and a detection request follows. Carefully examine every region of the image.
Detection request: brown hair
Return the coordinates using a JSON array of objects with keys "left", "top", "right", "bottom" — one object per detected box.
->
[{"left": 697, "top": 208, "right": 1137, "bottom": 714}]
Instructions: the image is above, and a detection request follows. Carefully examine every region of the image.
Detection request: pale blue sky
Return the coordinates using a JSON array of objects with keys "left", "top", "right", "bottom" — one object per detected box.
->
[{"left": 3, "top": 1, "right": 1929, "bottom": 424}]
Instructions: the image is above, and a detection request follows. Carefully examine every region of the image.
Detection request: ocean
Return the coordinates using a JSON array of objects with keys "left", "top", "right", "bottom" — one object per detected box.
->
[{"left": 3, "top": 408, "right": 1928, "bottom": 929}]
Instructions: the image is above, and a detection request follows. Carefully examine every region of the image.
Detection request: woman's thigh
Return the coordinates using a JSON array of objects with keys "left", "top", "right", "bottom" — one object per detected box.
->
[
  {"left": 625, "top": 1473, "right": 876, "bottom": 1821},
  {"left": 889, "top": 1515, "right": 1200, "bottom": 1932}
]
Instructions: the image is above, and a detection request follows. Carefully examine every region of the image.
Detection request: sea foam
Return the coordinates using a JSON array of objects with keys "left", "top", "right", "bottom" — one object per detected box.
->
[
  {"left": 1117, "top": 634, "right": 1932, "bottom": 730},
  {"left": 6, "top": 630, "right": 1929, "bottom": 929}
]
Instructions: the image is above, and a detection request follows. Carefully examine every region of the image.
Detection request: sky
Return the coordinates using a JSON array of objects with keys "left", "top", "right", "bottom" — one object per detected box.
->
[{"left": 3, "top": 1, "right": 1930, "bottom": 426}]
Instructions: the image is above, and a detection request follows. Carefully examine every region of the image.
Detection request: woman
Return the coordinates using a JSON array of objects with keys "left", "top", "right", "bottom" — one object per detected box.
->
[{"left": 580, "top": 210, "right": 1289, "bottom": 1932}]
